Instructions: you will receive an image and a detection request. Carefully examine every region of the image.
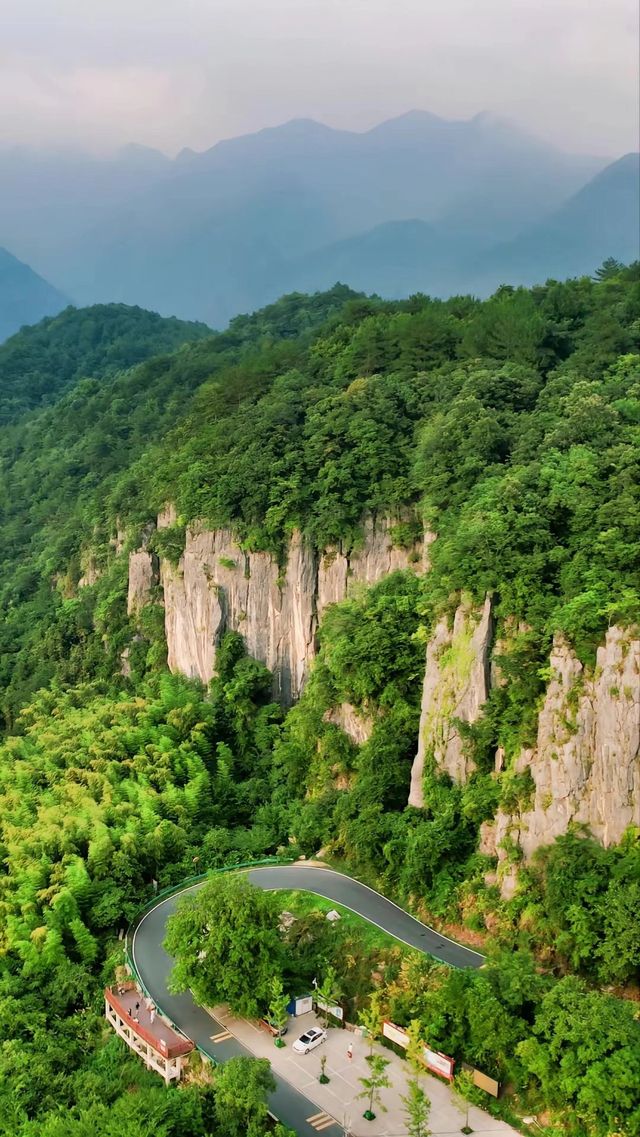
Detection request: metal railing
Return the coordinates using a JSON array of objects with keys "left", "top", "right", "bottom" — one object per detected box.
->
[{"left": 122, "top": 855, "right": 295, "bottom": 1061}]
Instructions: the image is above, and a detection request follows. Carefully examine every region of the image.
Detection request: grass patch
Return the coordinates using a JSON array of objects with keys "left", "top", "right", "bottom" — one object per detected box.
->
[{"left": 277, "top": 889, "right": 408, "bottom": 954}]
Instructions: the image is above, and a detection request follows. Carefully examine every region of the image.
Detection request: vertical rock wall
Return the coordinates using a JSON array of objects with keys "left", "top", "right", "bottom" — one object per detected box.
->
[
  {"left": 490, "top": 628, "right": 640, "bottom": 893},
  {"left": 127, "top": 550, "right": 156, "bottom": 615},
  {"left": 317, "top": 515, "right": 423, "bottom": 615},
  {"left": 408, "top": 595, "right": 493, "bottom": 806},
  {"left": 143, "top": 512, "right": 424, "bottom": 703},
  {"left": 409, "top": 603, "right": 639, "bottom": 887}
]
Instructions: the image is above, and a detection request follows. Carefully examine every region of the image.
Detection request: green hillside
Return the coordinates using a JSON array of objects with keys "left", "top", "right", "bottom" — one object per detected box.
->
[
  {"left": 0, "top": 270, "right": 638, "bottom": 1136},
  {"left": 0, "top": 302, "right": 213, "bottom": 423}
]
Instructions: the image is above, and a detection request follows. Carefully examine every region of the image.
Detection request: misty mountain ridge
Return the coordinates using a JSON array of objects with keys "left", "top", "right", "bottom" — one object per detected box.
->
[
  {"left": 282, "top": 151, "right": 639, "bottom": 303},
  {"left": 0, "top": 109, "right": 634, "bottom": 329},
  {"left": 465, "top": 151, "right": 640, "bottom": 292},
  {"left": 0, "top": 247, "right": 68, "bottom": 343}
]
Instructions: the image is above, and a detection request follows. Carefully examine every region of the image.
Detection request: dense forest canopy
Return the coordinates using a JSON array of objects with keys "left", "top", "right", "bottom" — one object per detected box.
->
[
  {"left": 1, "top": 268, "right": 638, "bottom": 723},
  {"left": 0, "top": 270, "right": 638, "bottom": 1136},
  {"left": 0, "top": 303, "right": 213, "bottom": 423}
]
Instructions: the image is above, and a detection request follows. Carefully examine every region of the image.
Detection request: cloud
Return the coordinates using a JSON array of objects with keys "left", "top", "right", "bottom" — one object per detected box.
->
[{"left": 0, "top": 0, "right": 637, "bottom": 155}]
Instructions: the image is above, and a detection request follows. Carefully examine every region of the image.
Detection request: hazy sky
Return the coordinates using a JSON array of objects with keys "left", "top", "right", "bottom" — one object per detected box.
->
[{"left": 1, "top": 0, "right": 638, "bottom": 157}]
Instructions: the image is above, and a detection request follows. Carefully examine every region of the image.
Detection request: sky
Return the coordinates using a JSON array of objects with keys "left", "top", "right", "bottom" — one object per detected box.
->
[{"left": 1, "top": 0, "right": 638, "bottom": 158}]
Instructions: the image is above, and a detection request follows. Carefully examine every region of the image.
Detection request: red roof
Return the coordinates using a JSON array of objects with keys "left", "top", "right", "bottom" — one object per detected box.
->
[{"left": 105, "top": 986, "right": 194, "bottom": 1059}]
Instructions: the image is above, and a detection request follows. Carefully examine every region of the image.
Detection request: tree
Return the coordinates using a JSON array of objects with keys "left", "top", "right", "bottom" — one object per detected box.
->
[
  {"left": 406, "top": 1019, "right": 425, "bottom": 1074},
  {"left": 398, "top": 1018, "right": 432, "bottom": 1137},
  {"left": 594, "top": 257, "right": 624, "bottom": 281},
  {"left": 358, "top": 1053, "right": 391, "bottom": 1121},
  {"left": 358, "top": 991, "right": 384, "bottom": 1056},
  {"left": 451, "top": 1071, "right": 475, "bottom": 1134},
  {"left": 212, "top": 1055, "right": 276, "bottom": 1137},
  {"left": 517, "top": 976, "right": 640, "bottom": 1132},
  {"left": 267, "top": 975, "right": 290, "bottom": 1047},
  {"left": 316, "top": 966, "right": 342, "bottom": 1027},
  {"left": 401, "top": 1078, "right": 432, "bottom": 1137},
  {"left": 164, "top": 874, "right": 284, "bottom": 1017}
]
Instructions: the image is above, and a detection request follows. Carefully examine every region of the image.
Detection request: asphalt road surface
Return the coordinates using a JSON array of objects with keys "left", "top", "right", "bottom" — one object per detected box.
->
[{"left": 130, "top": 864, "right": 484, "bottom": 1135}]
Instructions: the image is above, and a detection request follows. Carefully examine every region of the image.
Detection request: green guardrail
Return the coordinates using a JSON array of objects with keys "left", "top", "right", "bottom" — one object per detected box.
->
[
  {"left": 127, "top": 854, "right": 295, "bottom": 938},
  {"left": 122, "top": 855, "right": 296, "bottom": 1062}
]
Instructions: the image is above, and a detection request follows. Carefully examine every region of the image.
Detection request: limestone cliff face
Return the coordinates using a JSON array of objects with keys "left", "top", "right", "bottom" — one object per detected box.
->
[
  {"left": 78, "top": 554, "right": 101, "bottom": 590},
  {"left": 408, "top": 595, "right": 493, "bottom": 806},
  {"left": 159, "top": 527, "right": 316, "bottom": 703},
  {"left": 490, "top": 628, "right": 640, "bottom": 894},
  {"left": 323, "top": 703, "right": 374, "bottom": 745},
  {"left": 146, "top": 512, "right": 423, "bottom": 703},
  {"left": 409, "top": 602, "right": 639, "bottom": 884},
  {"left": 127, "top": 550, "right": 156, "bottom": 615},
  {"left": 317, "top": 515, "right": 423, "bottom": 615}
]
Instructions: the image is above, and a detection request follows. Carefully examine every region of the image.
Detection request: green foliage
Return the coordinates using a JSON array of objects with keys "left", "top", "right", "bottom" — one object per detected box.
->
[
  {"left": 0, "top": 662, "right": 287, "bottom": 1135},
  {"left": 359, "top": 991, "right": 384, "bottom": 1054},
  {"left": 525, "top": 831, "right": 640, "bottom": 983},
  {"left": 517, "top": 977, "right": 640, "bottom": 1134},
  {"left": 358, "top": 1053, "right": 392, "bottom": 1118},
  {"left": 211, "top": 1055, "right": 276, "bottom": 1137},
  {"left": 267, "top": 975, "right": 290, "bottom": 1036},
  {"left": 450, "top": 1070, "right": 476, "bottom": 1133},
  {"left": 1, "top": 271, "right": 639, "bottom": 733},
  {"left": 0, "top": 303, "right": 211, "bottom": 423},
  {"left": 165, "top": 875, "right": 285, "bottom": 1016},
  {"left": 0, "top": 273, "right": 639, "bottom": 1134},
  {"left": 401, "top": 1077, "right": 432, "bottom": 1137},
  {"left": 0, "top": 288, "right": 354, "bottom": 725},
  {"left": 149, "top": 524, "right": 187, "bottom": 566},
  {"left": 315, "top": 965, "right": 343, "bottom": 1025}
]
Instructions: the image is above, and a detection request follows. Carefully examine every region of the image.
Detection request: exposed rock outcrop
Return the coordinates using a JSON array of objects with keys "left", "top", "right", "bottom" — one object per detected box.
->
[
  {"left": 408, "top": 595, "right": 493, "bottom": 806},
  {"left": 159, "top": 527, "right": 316, "bottom": 702},
  {"left": 78, "top": 554, "right": 101, "bottom": 589},
  {"left": 110, "top": 522, "right": 127, "bottom": 556},
  {"left": 323, "top": 703, "right": 374, "bottom": 745},
  {"left": 489, "top": 628, "right": 640, "bottom": 893},
  {"left": 127, "top": 550, "right": 156, "bottom": 615},
  {"left": 151, "top": 512, "right": 424, "bottom": 702},
  {"left": 157, "top": 504, "right": 177, "bottom": 530},
  {"left": 317, "top": 515, "right": 423, "bottom": 615},
  {"left": 410, "top": 604, "right": 639, "bottom": 879}
]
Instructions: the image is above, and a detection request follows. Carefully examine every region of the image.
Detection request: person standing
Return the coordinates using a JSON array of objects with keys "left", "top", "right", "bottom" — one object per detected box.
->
[{"left": 347, "top": 1041, "right": 353, "bottom": 1061}]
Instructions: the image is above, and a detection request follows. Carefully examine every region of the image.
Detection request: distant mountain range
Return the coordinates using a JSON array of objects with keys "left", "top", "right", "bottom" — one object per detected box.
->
[
  {"left": 463, "top": 151, "right": 640, "bottom": 293},
  {"left": 280, "top": 151, "right": 640, "bottom": 302},
  {"left": 0, "top": 247, "right": 67, "bottom": 342},
  {"left": 0, "top": 111, "right": 637, "bottom": 330}
]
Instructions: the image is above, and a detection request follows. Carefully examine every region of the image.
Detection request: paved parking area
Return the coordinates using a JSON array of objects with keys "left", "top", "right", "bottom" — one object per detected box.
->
[{"left": 213, "top": 1007, "right": 521, "bottom": 1137}]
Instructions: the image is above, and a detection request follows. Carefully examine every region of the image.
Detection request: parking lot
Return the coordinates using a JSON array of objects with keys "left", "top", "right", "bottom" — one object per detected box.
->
[{"left": 212, "top": 1007, "right": 521, "bottom": 1137}]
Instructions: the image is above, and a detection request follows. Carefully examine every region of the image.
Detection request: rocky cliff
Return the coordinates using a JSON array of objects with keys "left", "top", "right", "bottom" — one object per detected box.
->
[
  {"left": 409, "top": 601, "right": 640, "bottom": 884},
  {"left": 489, "top": 627, "right": 640, "bottom": 894},
  {"left": 127, "top": 549, "right": 156, "bottom": 615},
  {"left": 131, "top": 512, "right": 423, "bottom": 703},
  {"left": 408, "top": 595, "right": 493, "bottom": 806},
  {"left": 127, "top": 510, "right": 638, "bottom": 866}
]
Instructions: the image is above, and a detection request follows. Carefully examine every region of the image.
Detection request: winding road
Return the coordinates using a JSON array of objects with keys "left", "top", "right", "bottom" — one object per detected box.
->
[{"left": 130, "top": 864, "right": 484, "bottom": 1135}]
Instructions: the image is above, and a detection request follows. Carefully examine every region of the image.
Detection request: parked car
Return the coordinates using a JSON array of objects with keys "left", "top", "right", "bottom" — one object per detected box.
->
[{"left": 293, "top": 1027, "right": 327, "bottom": 1054}]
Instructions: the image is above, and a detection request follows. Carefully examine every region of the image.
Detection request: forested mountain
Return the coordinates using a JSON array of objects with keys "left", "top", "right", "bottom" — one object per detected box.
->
[
  {"left": 0, "top": 271, "right": 639, "bottom": 1136},
  {"left": 0, "top": 303, "right": 211, "bottom": 421},
  {"left": 0, "top": 246, "right": 68, "bottom": 343},
  {"left": 0, "top": 112, "right": 609, "bottom": 326},
  {"left": 281, "top": 153, "right": 640, "bottom": 302}
]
